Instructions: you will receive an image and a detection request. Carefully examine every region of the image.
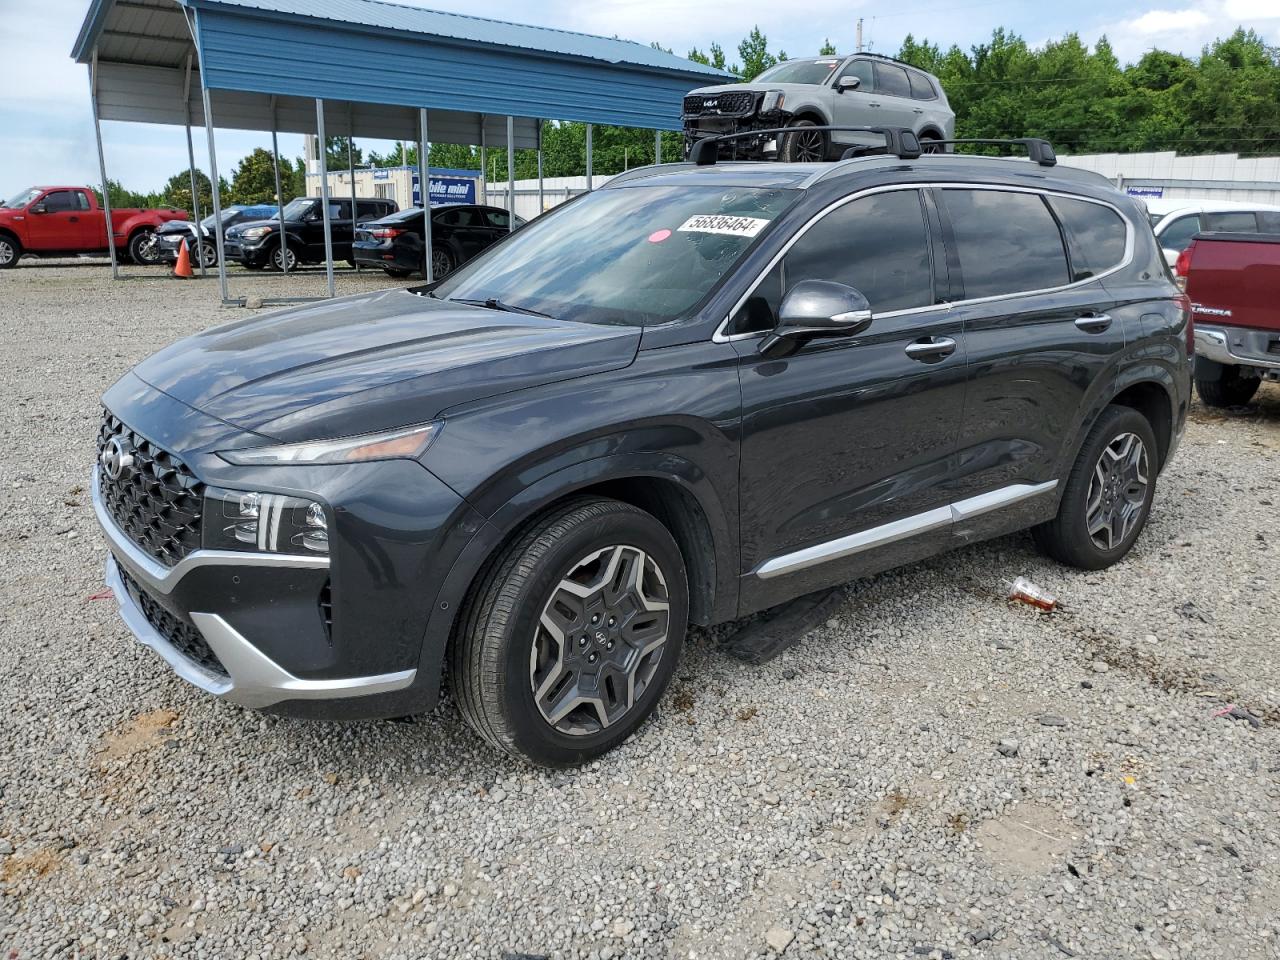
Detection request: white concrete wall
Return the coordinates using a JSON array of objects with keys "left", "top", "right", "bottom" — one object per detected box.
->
[{"left": 1058, "top": 151, "right": 1280, "bottom": 204}]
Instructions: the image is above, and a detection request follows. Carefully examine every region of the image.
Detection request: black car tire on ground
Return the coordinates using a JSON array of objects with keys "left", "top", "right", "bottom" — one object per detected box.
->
[
  {"left": 270, "top": 242, "right": 298, "bottom": 272},
  {"left": 431, "top": 245, "right": 455, "bottom": 279},
  {"left": 196, "top": 239, "right": 218, "bottom": 268},
  {"left": 0, "top": 234, "right": 19, "bottom": 269},
  {"left": 383, "top": 268, "right": 412, "bottom": 278},
  {"left": 780, "top": 119, "right": 829, "bottom": 163},
  {"left": 1195, "top": 363, "right": 1260, "bottom": 408},
  {"left": 1032, "top": 405, "right": 1158, "bottom": 570},
  {"left": 127, "top": 229, "right": 161, "bottom": 266},
  {"left": 451, "top": 497, "right": 688, "bottom": 767},
  {"left": 242, "top": 261, "right": 265, "bottom": 271}
]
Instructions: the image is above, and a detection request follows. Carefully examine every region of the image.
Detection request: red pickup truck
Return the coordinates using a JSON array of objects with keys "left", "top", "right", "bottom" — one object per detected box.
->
[
  {"left": 0, "top": 186, "right": 187, "bottom": 269},
  {"left": 1177, "top": 232, "right": 1280, "bottom": 406}
]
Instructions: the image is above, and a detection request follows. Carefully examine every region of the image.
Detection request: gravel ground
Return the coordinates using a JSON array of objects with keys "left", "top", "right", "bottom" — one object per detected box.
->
[{"left": 2, "top": 261, "right": 1279, "bottom": 960}]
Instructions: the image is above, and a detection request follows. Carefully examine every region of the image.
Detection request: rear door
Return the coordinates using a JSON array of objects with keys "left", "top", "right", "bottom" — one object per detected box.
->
[
  {"left": 870, "top": 62, "right": 920, "bottom": 132},
  {"left": 733, "top": 186, "right": 968, "bottom": 612},
  {"left": 937, "top": 186, "right": 1128, "bottom": 506}
]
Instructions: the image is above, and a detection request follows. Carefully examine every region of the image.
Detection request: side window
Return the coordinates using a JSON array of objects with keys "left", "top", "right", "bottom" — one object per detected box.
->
[
  {"left": 356, "top": 201, "right": 383, "bottom": 220},
  {"left": 433, "top": 209, "right": 459, "bottom": 226},
  {"left": 942, "top": 189, "right": 1069, "bottom": 298},
  {"left": 41, "top": 191, "right": 77, "bottom": 212},
  {"left": 1047, "top": 196, "right": 1128, "bottom": 281},
  {"left": 1258, "top": 211, "right": 1280, "bottom": 232},
  {"left": 907, "top": 71, "right": 936, "bottom": 100},
  {"left": 838, "top": 59, "right": 874, "bottom": 90},
  {"left": 73, "top": 191, "right": 92, "bottom": 211},
  {"left": 484, "top": 209, "right": 511, "bottom": 229},
  {"left": 729, "top": 189, "right": 932, "bottom": 334},
  {"left": 1156, "top": 214, "right": 1202, "bottom": 253},
  {"left": 874, "top": 63, "right": 912, "bottom": 99},
  {"left": 1203, "top": 211, "right": 1258, "bottom": 233}
]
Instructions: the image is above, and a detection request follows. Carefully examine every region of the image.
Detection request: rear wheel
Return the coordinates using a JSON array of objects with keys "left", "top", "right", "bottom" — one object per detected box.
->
[
  {"left": 430, "top": 245, "right": 455, "bottom": 280},
  {"left": 128, "top": 229, "right": 162, "bottom": 266},
  {"left": 780, "top": 120, "right": 828, "bottom": 163},
  {"left": 919, "top": 134, "right": 945, "bottom": 154},
  {"left": 1032, "top": 406, "right": 1158, "bottom": 570},
  {"left": 0, "top": 234, "right": 19, "bottom": 269},
  {"left": 1196, "top": 364, "right": 1260, "bottom": 407},
  {"left": 451, "top": 498, "right": 688, "bottom": 767}
]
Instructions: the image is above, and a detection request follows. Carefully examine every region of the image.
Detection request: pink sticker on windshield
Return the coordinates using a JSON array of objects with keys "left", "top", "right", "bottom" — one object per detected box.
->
[{"left": 648, "top": 229, "right": 672, "bottom": 243}]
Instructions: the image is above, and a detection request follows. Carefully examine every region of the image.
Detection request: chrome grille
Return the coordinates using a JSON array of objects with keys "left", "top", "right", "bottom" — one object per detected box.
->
[{"left": 97, "top": 410, "right": 204, "bottom": 567}]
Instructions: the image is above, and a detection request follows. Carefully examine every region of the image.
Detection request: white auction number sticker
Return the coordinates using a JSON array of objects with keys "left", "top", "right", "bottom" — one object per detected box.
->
[{"left": 676, "top": 215, "right": 771, "bottom": 238}]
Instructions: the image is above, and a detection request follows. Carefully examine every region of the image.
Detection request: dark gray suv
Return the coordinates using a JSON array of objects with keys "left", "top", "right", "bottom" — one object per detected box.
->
[{"left": 94, "top": 139, "right": 1190, "bottom": 766}]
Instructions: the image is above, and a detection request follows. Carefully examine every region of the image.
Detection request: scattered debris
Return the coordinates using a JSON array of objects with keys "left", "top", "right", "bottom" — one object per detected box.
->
[
  {"left": 1175, "top": 601, "right": 1214, "bottom": 623},
  {"left": 86, "top": 589, "right": 112, "bottom": 601},
  {"left": 1212, "top": 704, "right": 1261, "bottom": 729},
  {"left": 1007, "top": 577, "right": 1056, "bottom": 611}
]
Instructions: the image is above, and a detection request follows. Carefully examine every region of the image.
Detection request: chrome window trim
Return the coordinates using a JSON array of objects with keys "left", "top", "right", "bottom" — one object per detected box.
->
[
  {"left": 754, "top": 480, "right": 1058, "bottom": 579},
  {"left": 712, "top": 182, "right": 1135, "bottom": 344},
  {"left": 92, "top": 468, "right": 329, "bottom": 597}
]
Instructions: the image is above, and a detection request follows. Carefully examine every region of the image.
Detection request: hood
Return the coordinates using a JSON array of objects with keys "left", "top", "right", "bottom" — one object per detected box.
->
[
  {"left": 157, "top": 219, "right": 200, "bottom": 235},
  {"left": 132, "top": 288, "right": 641, "bottom": 442},
  {"left": 689, "top": 81, "right": 819, "bottom": 97}
]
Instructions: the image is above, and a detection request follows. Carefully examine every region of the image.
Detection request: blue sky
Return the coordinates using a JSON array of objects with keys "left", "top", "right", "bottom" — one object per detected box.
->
[{"left": 1, "top": 0, "right": 1276, "bottom": 198}]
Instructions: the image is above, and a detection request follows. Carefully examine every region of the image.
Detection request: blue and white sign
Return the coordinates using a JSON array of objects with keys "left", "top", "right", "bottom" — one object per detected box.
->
[
  {"left": 1126, "top": 186, "right": 1164, "bottom": 199},
  {"left": 412, "top": 175, "right": 477, "bottom": 207},
  {"left": 372, "top": 169, "right": 390, "bottom": 181}
]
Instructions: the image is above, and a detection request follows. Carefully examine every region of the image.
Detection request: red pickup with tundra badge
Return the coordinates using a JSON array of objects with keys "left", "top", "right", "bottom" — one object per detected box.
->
[
  {"left": 0, "top": 186, "right": 186, "bottom": 269},
  {"left": 1177, "top": 232, "right": 1280, "bottom": 407}
]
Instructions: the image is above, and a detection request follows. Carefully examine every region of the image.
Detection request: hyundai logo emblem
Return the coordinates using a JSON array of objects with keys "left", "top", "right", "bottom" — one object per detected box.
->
[{"left": 100, "top": 437, "right": 135, "bottom": 481}]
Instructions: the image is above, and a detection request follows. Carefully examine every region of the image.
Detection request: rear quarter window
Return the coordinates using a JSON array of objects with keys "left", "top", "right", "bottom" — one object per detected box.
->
[
  {"left": 942, "top": 189, "right": 1070, "bottom": 299},
  {"left": 908, "top": 71, "right": 936, "bottom": 100},
  {"left": 1046, "top": 196, "right": 1128, "bottom": 281}
]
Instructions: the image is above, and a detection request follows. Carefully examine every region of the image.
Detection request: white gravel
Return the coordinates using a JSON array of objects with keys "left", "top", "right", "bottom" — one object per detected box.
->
[{"left": 2, "top": 262, "right": 1279, "bottom": 959}]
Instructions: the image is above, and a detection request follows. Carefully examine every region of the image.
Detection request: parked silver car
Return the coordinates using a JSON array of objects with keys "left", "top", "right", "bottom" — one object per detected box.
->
[{"left": 683, "top": 54, "right": 955, "bottom": 162}]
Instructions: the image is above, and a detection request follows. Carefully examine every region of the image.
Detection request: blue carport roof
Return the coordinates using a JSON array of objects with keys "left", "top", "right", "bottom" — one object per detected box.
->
[{"left": 72, "top": 0, "right": 731, "bottom": 131}]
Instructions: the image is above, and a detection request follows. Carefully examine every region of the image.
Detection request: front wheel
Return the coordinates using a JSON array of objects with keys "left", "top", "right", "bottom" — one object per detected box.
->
[
  {"left": 1196, "top": 363, "right": 1260, "bottom": 408},
  {"left": 780, "top": 119, "right": 828, "bottom": 163},
  {"left": 196, "top": 239, "right": 218, "bottom": 267},
  {"left": 0, "top": 234, "right": 20, "bottom": 269},
  {"left": 270, "top": 242, "right": 298, "bottom": 272},
  {"left": 1032, "top": 406, "right": 1158, "bottom": 570},
  {"left": 128, "top": 229, "right": 162, "bottom": 266},
  {"left": 451, "top": 498, "right": 688, "bottom": 767}
]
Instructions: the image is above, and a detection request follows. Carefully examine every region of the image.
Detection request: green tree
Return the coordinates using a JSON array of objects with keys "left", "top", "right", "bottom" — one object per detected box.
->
[
  {"left": 819, "top": 38, "right": 838, "bottom": 56},
  {"left": 738, "top": 26, "right": 777, "bottom": 80},
  {"left": 227, "top": 148, "right": 302, "bottom": 205},
  {"left": 159, "top": 169, "right": 213, "bottom": 215}
]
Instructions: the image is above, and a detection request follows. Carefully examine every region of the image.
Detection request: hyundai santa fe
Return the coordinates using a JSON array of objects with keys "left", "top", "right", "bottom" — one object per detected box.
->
[{"left": 93, "top": 141, "right": 1191, "bottom": 766}]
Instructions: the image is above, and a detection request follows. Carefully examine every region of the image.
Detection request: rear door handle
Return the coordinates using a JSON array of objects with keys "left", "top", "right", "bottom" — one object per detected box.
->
[
  {"left": 905, "top": 336, "right": 957, "bottom": 362},
  {"left": 913, "top": 108, "right": 925, "bottom": 114},
  {"left": 1074, "top": 313, "right": 1113, "bottom": 333}
]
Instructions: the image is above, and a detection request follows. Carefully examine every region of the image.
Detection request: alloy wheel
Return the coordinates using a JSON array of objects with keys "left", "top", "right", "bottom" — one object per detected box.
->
[
  {"left": 135, "top": 233, "right": 161, "bottom": 264},
  {"left": 1085, "top": 432, "right": 1149, "bottom": 550},
  {"left": 0, "top": 239, "right": 14, "bottom": 266},
  {"left": 198, "top": 240, "right": 218, "bottom": 267},
  {"left": 530, "top": 544, "right": 671, "bottom": 736},
  {"left": 791, "top": 129, "right": 826, "bottom": 162},
  {"left": 431, "top": 249, "right": 452, "bottom": 278},
  {"left": 272, "top": 245, "right": 297, "bottom": 271}
]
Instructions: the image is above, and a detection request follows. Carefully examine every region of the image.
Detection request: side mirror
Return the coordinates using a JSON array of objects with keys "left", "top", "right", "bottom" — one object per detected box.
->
[
  {"left": 30, "top": 203, "right": 47, "bottom": 214},
  {"left": 837, "top": 76, "right": 861, "bottom": 93},
  {"left": 760, "top": 280, "right": 873, "bottom": 356}
]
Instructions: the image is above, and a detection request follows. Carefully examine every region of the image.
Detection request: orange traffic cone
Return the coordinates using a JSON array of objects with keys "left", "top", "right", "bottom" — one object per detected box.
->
[{"left": 174, "top": 238, "right": 193, "bottom": 279}]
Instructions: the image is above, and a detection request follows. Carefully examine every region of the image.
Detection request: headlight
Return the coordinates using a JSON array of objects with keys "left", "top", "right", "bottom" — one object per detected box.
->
[
  {"left": 240, "top": 226, "right": 275, "bottom": 240},
  {"left": 760, "top": 90, "right": 786, "bottom": 113},
  {"left": 203, "top": 487, "right": 329, "bottom": 555},
  {"left": 217, "top": 422, "right": 442, "bottom": 466}
]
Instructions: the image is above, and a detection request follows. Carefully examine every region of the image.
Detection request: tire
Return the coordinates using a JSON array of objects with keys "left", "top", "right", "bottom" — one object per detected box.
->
[
  {"left": 196, "top": 239, "right": 218, "bottom": 268},
  {"left": 780, "top": 119, "right": 829, "bottom": 163},
  {"left": 0, "top": 234, "right": 19, "bottom": 269},
  {"left": 242, "top": 261, "right": 265, "bottom": 271},
  {"left": 269, "top": 242, "right": 298, "bottom": 272},
  {"left": 1032, "top": 406, "right": 1159, "bottom": 570},
  {"left": 919, "top": 135, "right": 944, "bottom": 154},
  {"left": 430, "top": 245, "right": 455, "bottom": 280},
  {"left": 383, "top": 268, "right": 411, "bottom": 278},
  {"left": 451, "top": 497, "right": 689, "bottom": 767},
  {"left": 1196, "top": 364, "right": 1259, "bottom": 408},
  {"left": 127, "top": 229, "right": 162, "bottom": 266}
]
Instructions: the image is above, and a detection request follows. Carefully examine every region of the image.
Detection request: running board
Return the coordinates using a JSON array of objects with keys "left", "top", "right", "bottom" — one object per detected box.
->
[{"left": 754, "top": 481, "right": 1058, "bottom": 580}]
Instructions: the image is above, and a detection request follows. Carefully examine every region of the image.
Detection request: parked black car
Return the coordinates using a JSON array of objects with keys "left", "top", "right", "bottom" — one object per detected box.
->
[
  {"left": 156, "top": 204, "right": 279, "bottom": 267},
  {"left": 222, "top": 196, "right": 397, "bottom": 270},
  {"left": 353, "top": 203, "right": 526, "bottom": 278},
  {"left": 94, "top": 141, "right": 1190, "bottom": 766}
]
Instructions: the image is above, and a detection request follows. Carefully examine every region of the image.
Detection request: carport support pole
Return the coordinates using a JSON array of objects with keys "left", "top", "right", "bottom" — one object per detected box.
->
[
  {"left": 537, "top": 120, "right": 544, "bottom": 215},
  {"left": 185, "top": 123, "right": 206, "bottom": 277},
  {"left": 655, "top": 130, "right": 662, "bottom": 165},
  {"left": 198, "top": 67, "right": 229, "bottom": 302},
  {"left": 348, "top": 132, "right": 360, "bottom": 272},
  {"left": 89, "top": 50, "right": 119, "bottom": 281},
  {"left": 506, "top": 115, "right": 516, "bottom": 233},
  {"left": 479, "top": 117, "right": 487, "bottom": 205},
  {"left": 586, "top": 123, "right": 593, "bottom": 191},
  {"left": 271, "top": 128, "right": 288, "bottom": 274},
  {"left": 419, "top": 107, "right": 434, "bottom": 284},
  {"left": 316, "top": 99, "right": 336, "bottom": 299}
]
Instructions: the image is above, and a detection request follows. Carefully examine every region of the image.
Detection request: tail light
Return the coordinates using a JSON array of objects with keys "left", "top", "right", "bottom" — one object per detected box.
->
[
  {"left": 1177, "top": 293, "right": 1193, "bottom": 355},
  {"left": 1173, "top": 243, "right": 1193, "bottom": 292},
  {"left": 369, "top": 228, "right": 403, "bottom": 240}
]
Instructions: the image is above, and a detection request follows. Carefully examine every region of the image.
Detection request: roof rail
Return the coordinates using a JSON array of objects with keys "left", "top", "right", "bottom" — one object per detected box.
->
[
  {"left": 689, "top": 126, "right": 923, "bottom": 165},
  {"left": 931, "top": 138, "right": 1057, "bottom": 166}
]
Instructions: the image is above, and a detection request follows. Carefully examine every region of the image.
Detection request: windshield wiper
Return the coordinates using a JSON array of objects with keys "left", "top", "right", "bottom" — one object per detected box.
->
[{"left": 452, "top": 297, "right": 554, "bottom": 319}]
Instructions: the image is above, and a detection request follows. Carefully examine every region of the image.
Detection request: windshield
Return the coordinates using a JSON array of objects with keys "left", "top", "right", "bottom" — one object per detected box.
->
[
  {"left": 281, "top": 198, "right": 316, "bottom": 220},
  {"left": 755, "top": 58, "right": 842, "bottom": 85},
  {"left": 432, "top": 185, "right": 798, "bottom": 327},
  {"left": 201, "top": 207, "right": 245, "bottom": 229},
  {"left": 2, "top": 187, "right": 43, "bottom": 209}
]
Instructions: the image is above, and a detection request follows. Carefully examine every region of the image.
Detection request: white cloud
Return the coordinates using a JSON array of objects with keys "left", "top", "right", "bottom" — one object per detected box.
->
[
  {"left": 1094, "top": 0, "right": 1280, "bottom": 62},
  {"left": 1127, "top": 8, "right": 1212, "bottom": 33}
]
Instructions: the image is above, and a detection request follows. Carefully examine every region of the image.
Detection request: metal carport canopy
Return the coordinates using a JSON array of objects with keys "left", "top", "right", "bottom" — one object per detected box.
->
[{"left": 71, "top": 0, "right": 730, "bottom": 138}]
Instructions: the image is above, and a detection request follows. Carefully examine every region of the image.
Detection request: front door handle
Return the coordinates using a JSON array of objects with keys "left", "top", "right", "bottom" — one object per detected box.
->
[
  {"left": 69, "top": 216, "right": 79, "bottom": 222},
  {"left": 913, "top": 108, "right": 925, "bottom": 114},
  {"left": 1074, "top": 313, "right": 1113, "bottom": 333},
  {"left": 905, "top": 336, "right": 957, "bottom": 362}
]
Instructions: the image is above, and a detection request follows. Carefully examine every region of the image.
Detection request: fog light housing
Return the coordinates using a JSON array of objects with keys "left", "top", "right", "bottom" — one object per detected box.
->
[{"left": 203, "top": 487, "right": 330, "bottom": 555}]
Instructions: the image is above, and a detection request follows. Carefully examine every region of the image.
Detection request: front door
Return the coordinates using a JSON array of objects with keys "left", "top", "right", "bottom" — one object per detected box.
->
[
  {"left": 733, "top": 187, "right": 968, "bottom": 614},
  {"left": 26, "top": 190, "right": 88, "bottom": 251},
  {"left": 829, "top": 58, "right": 880, "bottom": 147}
]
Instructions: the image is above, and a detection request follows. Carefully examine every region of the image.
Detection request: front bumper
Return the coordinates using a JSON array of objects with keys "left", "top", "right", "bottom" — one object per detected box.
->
[
  {"left": 222, "top": 239, "right": 270, "bottom": 266},
  {"left": 1194, "top": 323, "right": 1280, "bottom": 372},
  {"left": 94, "top": 469, "right": 416, "bottom": 709}
]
